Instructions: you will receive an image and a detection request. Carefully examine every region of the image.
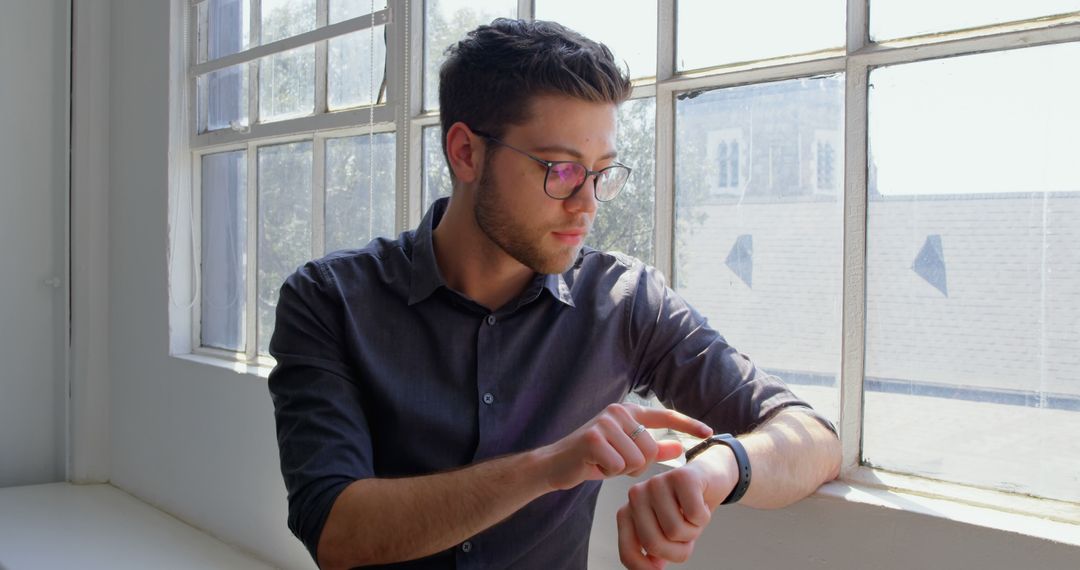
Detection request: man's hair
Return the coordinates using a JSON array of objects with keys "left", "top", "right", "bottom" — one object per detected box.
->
[{"left": 438, "top": 18, "right": 632, "bottom": 167}]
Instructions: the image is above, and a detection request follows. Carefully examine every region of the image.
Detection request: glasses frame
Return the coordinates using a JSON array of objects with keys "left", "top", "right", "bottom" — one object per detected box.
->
[{"left": 471, "top": 128, "right": 632, "bottom": 202}]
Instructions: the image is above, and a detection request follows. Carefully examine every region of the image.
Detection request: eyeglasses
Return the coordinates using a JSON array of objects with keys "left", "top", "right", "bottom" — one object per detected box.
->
[{"left": 472, "top": 129, "right": 632, "bottom": 202}]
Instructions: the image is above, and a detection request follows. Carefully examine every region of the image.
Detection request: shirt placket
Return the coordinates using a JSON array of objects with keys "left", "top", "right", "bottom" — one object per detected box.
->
[{"left": 457, "top": 310, "right": 504, "bottom": 568}]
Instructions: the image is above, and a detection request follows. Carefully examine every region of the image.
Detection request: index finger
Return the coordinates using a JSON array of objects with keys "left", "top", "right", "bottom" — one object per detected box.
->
[{"left": 630, "top": 407, "right": 712, "bottom": 439}]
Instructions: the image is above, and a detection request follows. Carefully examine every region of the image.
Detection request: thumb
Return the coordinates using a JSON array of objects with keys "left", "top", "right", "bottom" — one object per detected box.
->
[{"left": 655, "top": 440, "right": 686, "bottom": 462}]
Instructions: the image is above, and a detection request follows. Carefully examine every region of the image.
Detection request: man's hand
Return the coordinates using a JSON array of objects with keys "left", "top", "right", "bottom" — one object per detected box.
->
[
  {"left": 615, "top": 408, "right": 842, "bottom": 569},
  {"left": 616, "top": 446, "right": 737, "bottom": 569},
  {"left": 536, "top": 403, "right": 713, "bottom": 492}
]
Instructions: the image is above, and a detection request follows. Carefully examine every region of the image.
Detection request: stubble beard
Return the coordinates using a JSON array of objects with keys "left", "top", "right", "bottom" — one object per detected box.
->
[{"left": 473, "top": 169, "right": 583, "bottom": 275}]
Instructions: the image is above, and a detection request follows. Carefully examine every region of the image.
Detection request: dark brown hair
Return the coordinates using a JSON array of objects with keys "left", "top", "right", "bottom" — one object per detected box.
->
[{"left": 438, "top": 18, "right": 632, "bottom": 167}]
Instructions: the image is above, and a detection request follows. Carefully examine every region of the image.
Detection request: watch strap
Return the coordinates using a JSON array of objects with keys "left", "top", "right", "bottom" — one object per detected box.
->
[{"left": 684, "top": 433, "right": 751, "bottom": 505}]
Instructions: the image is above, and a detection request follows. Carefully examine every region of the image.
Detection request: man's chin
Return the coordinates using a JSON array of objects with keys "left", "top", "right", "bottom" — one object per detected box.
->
[{"left": 532, "top": 245, "right": 582, "bottom": 275}]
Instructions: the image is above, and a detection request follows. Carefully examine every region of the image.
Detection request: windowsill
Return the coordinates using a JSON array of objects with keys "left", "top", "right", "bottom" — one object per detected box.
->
[
  {"left": 811, "top": 480, "right": 1080, "bottom": 547},
  {"left": 175, "top": 351, "right": 1080, "bottom": 548},
  {"left": 650, "top": 428, "right": 1080, "bottom": 548},
  {"left": 172, "top": 351, "right": 273, "bottom": 379}
]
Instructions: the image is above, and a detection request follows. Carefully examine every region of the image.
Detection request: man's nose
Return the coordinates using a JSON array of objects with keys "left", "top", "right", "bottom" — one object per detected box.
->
[{"left": 564, "top": 177, "right": 599, "bottom": 215}]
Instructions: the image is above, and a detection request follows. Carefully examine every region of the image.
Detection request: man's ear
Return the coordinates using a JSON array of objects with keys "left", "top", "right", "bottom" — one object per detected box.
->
[{"left": 445, "top": 122, "right": 484, "bottom": 184}]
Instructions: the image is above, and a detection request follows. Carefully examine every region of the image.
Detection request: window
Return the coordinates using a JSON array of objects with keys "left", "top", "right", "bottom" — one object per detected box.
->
[
  {"left": 676, "top": 76, "right": 845, "bottom": 426},
  {"left": 174, "top": 0, "right": 1080, "bottom": 530},
  {"left": 863, "top": 43, "right": 1080, "bottom": 505},
  {"left": 186, "top": 0, "right": 394, "bottom": 361}
]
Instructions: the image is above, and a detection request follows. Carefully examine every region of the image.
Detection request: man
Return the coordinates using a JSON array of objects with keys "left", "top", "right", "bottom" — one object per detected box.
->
[{"left": 269, "top": 18, "right": 840, "bottom": 570}]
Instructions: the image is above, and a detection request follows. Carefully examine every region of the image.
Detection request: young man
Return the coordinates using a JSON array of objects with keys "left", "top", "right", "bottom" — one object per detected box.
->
[{"left": 269, "top": 18, "right": 840, "bottom": 570}]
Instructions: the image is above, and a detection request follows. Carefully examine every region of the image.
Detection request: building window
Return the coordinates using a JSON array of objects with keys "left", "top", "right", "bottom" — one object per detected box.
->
[
  {"left": 716, "top": 140, "right": 739, "bottom": 188},
  {"left": 816, "top": 140, "right": 834, "bottom": 190}
]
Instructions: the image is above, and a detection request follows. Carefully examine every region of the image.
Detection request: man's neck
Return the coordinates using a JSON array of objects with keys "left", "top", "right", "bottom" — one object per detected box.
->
[{"left": 431, "top": 197, "right": 535, "bottom": 312}]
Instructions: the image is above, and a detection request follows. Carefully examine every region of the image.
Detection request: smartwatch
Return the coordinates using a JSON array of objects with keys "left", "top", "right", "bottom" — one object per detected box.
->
[{"left": 684, "top": 433, "right": 751, "bottom": 505}]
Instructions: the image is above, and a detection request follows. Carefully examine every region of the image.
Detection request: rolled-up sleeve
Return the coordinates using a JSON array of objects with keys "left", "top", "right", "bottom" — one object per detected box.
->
[
  {"left": 268, "top": 261, "right": 375, "bottom": 562},
  {"left": 627, "top": 264, "right": 836, "bottom": 437}
]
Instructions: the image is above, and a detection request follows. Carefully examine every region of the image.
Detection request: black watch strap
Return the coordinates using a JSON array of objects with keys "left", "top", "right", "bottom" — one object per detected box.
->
[{"left": 684, "top": 433, "right": 752, "bottom": 505}]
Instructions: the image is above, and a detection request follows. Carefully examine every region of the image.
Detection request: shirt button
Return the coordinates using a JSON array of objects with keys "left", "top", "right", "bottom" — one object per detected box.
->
[
  {"left": 461, "top": 541, "right": 473, "bottom": 553},
  {"left": 486, "top": 315, "right": 496, "bottom": 326},
  {"left": 482, "top": 392, "right": 495, "bottom": 405}
]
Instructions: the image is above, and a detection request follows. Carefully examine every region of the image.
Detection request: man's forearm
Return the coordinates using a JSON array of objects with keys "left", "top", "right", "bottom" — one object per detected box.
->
[
  {"left": 315, "top": 403, "right": 712, "bottom": 569},
  {"left": 317, "top": 451, "right": 550, "bottom": 569},
  {"left": 696, "top": 407, "right": 841, "bottom": 510}
]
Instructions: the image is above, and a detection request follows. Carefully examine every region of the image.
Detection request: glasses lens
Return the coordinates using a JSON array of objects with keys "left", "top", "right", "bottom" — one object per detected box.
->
[
  {"left": 546, "top": 162, "right": 587, "bottom": 198},
  {"left": 595, "top": 166, "right": 630, "bottom": 201}
]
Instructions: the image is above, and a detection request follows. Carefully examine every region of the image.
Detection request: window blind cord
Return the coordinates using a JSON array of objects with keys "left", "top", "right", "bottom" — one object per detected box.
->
[{"left": 169, "top": 7, "right": 199, "bottom": 312}]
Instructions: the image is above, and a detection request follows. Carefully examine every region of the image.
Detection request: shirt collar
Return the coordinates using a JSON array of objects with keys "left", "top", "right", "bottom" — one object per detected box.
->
[
  {"left": 407, "top": 198, "right": 449, "bottom": 305},
  {"left": 407, "top": 197, "right": 576, "bottom": 309}
]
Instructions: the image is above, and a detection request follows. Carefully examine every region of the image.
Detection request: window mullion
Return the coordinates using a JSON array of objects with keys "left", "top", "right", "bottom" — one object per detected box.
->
[
  {"left": 245, "top": 141, "right": 259, "bottom": 362},
  {"left": 249, "top": 0, "right": 261, "bottom": 128},
  {"left": 839, "top": 0, "right": 871, "bottom": 477},
  {"left": 517, "top": 0, "right": 534, "bottom": 21},
  {"left": 654, "top": 0, "right": 676, "bottom": 281},
  {"left": 315, "top": 0, "right": 329, "bottom": 115},
  {"left": 313, "top": 135, "right": 326, "bottom": 259},
  {"left": 405, "top": 0, "right": 425, "bottom": 229},
  {"left": 192, "top": 1, "right": 208, "bottom": 135},
  {"left": 190, "top": 155, "right": 203, "bottom": 353},
  {"left": 847, "top": 0, "right": 869, "bottom": 54}
]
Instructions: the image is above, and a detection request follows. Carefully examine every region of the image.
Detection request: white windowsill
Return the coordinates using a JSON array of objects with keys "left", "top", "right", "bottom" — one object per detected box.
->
[
  {"left": 172, "top": 351, "right": 273, "bottom": 379},
  {"left": 812, "top": 480, "right": 1080, "bottom": 547}
]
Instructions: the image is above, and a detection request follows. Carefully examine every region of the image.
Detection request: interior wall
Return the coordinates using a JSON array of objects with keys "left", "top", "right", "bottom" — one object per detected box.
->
[
  {"left": 0, "top": 0, "right": 69, "bottom": 488},
  {"left": 106, "top": 0, "right": 312, "bottom": 567},
  {"left": 102, "top": 2, "right": 1079, "bottom": 569}
]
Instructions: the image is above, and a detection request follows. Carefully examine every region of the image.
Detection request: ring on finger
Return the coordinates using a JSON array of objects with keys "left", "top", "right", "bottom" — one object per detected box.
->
[{"left": 628, "top": 424, "right": 647, "bottom": 441}]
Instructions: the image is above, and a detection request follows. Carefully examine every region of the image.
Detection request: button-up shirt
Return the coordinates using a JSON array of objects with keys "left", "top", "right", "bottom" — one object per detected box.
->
[{"left": 268, "top": 198, "right": 830, "bottom": 569}]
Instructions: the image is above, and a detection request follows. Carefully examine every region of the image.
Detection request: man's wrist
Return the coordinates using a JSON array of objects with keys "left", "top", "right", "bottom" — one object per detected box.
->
[
  {"left": 685, "top": 433, "right": 752, "bottom": 506},
  {"left": 684, "top": 444, "right": 739, "bottom": 508}
]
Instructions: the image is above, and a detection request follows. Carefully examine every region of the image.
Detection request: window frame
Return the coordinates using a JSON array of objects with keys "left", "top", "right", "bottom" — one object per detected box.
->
[{"left": 172, "top": 0, "right": 1080, "bottom": 536}]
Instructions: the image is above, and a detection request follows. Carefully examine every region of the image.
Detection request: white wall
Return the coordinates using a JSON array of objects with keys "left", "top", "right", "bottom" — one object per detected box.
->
[
  {"left": 105, "top": 1, "right": 312, "bottom": 567},
  {"left": 101, "top": 2, "right": 1079, "bottom": 569},
  {"left": 0, "top": 0, "right": 69, "bottom": 488}
]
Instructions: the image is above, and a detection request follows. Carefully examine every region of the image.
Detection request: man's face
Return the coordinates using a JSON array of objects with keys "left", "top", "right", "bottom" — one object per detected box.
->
[{"left": 474, "top": 94, "right": 619, "bottom": 275}]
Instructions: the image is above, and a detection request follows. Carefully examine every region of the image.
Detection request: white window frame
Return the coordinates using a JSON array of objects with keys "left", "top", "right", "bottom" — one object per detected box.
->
[
  {"left": 170, "top": 0, "right": 1080, "bottom": 542},
  {"left": 640, "top": 1, "right": 1080, "bottom": 536}
]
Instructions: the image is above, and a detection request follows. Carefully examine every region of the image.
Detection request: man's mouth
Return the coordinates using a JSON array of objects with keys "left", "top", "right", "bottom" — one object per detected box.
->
[{"left": 551, "top": 228, "right": 588, "bottom": 245}]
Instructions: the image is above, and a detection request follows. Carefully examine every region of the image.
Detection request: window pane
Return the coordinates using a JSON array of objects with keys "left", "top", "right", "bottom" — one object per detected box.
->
[
  {"left": 535, "top": 0, "right": 656, "bottom": 80},
  {"left": 325, "top": 133, "right": 397, "bottom": 252},
  {"left": 423, "top": 0, "right": 517, "bottom": 111},
  {"left": 198, "top": 64, "right": 249, "bottom": 133},
  {"left": 871, "top": 1, "right": 1080, "bottom": 41},
  {"left": 674, "top": 76, "right": 845, "bottom": 425},
  {"left": 330, "top": 0, "right": 388, "bottom": 23},
  {"left": 864, "top": 44, "right": 1080, "bottom": 503},
  {"left": 328, "top": 26, "right": 388, "bottom": 110},
  {"left": 422, "top": 125, "right": 453, "bottom": 210},
  {"left": 201, "top": 150, "right": 247, "bottom": 352},
  {"left": 259, "top": 45, "right": 315, "bottom": 122},
  {"left": 589, "top": 97, "right": 656, "bottom": 264},
  {"left": 676, "top": 0, "right": 844, "bottom": 71},
  {"left": 258, "top": 142, "right": 313, "bottom": 356},
  {"left": 260, "top": 0, "right": 316, "bottom": 44},
  {"left": 202, "top": 0, "right": 252, "bottom": 61}
]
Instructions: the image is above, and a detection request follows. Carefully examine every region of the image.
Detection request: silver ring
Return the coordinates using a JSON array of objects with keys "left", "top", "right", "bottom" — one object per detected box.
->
[{"left": 628, "top": 424, "right": 646, "bottom": 441}]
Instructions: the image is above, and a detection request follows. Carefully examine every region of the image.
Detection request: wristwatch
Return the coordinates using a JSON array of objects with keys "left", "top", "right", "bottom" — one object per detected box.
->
[{"left": 684, "top": 433, "right": 751, "bottom": 505}]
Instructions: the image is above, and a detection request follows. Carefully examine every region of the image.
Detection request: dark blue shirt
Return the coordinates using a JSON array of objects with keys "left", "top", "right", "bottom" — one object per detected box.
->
[{"left": 268, "top": 198, "right": 830, "bottom": 569}]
